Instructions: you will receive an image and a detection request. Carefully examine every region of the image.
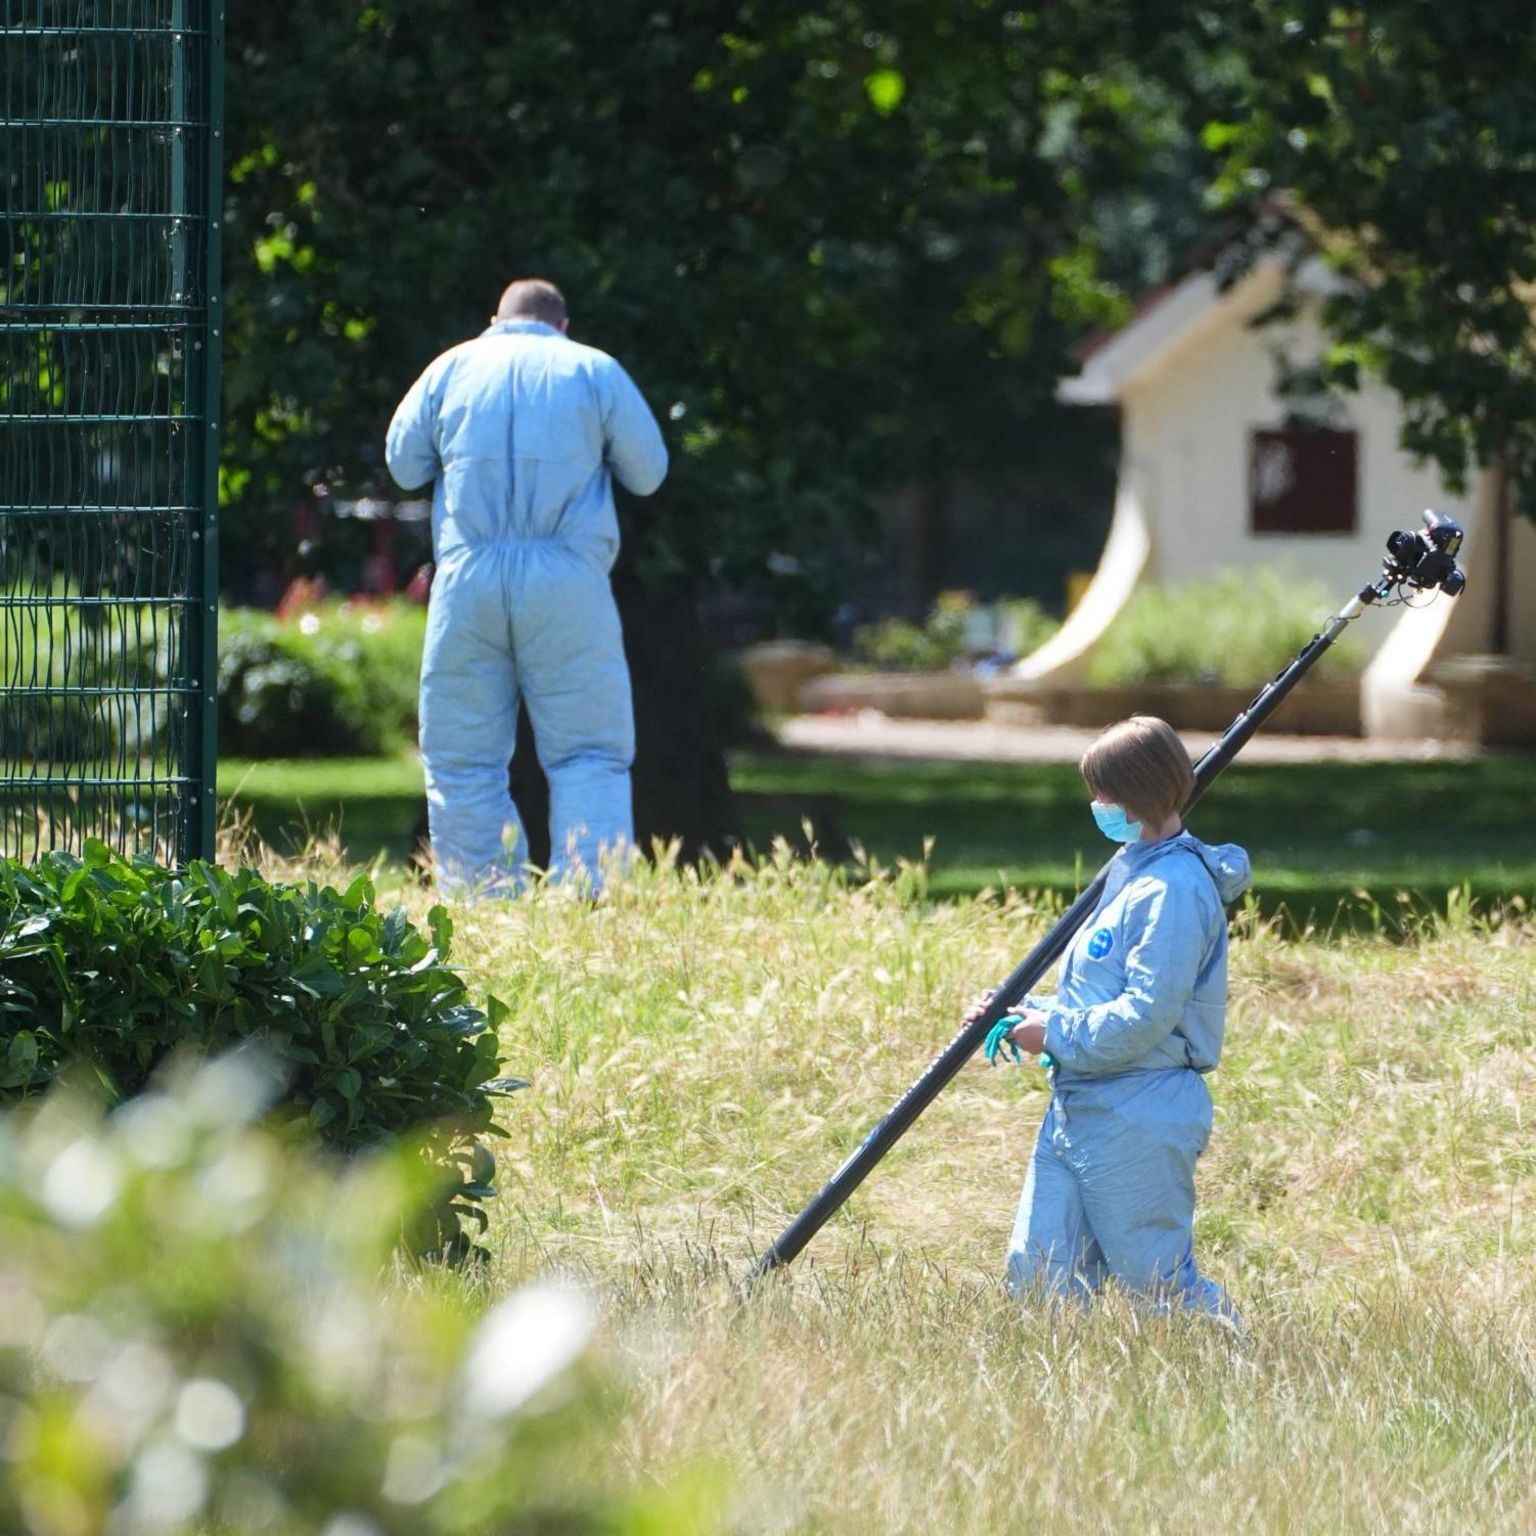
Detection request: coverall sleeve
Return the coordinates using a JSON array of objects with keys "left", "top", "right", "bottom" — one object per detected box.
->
[
  {"left": 385, "top": 364, "right": 442, "bottom": 491},
  {"left": 1042, "top": 879, "right": 1206, "bottom": 1076},
  {"left": 600, "top": 359, "right": 669, "bottom": 496}
]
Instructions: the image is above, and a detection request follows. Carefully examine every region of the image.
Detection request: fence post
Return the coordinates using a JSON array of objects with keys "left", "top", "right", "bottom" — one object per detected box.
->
[
  {"left": 0, "top": 0, "right": 223, "bottom": 867},
  {"left": 179, "top": 0, "right": 224, "bottom": 865}
]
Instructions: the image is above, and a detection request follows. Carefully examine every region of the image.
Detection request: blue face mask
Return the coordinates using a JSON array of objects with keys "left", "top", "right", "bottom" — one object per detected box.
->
[{"left": 1091, "top": 801, "right": 1143, "bottom": 843}]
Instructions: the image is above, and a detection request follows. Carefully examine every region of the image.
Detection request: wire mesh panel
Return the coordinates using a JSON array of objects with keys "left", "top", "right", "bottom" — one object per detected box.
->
[{"left": 1, "top": 0, "right": 222, "bottom": 864}]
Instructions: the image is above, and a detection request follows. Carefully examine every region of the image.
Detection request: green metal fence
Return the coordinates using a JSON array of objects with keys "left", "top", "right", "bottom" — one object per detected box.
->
[{"left": 1, "top": 0, "right": 222, "bottom": 865}]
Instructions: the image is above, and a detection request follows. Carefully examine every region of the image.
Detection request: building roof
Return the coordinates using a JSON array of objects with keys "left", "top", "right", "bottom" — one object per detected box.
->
[{"left": 1059, "top": 213, "right": 1340, "bottom": 406}]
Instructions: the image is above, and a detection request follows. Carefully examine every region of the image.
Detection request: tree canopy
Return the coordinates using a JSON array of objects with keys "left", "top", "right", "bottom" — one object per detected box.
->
[
  {"left": 222, "top": 1, "right": 1201, "bottom": 617},
  {"left": 1202, "top": 0, "right": 1536, "bottom": 511},
  {"left": 223, "top": 1, "right": 1536, "bottom": 613}
]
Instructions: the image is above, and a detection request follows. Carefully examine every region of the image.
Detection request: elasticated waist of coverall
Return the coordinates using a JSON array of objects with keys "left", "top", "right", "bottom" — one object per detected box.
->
[
  {"left": 1049, "top": 1061, "right": 1211, "bottom": 1098},
  {"left": 1047, "top": 1043, "right": 1215, "bottom": 1090},
  {"left": 435, "top": 534, "right": 614, "bottom": 562},
  {"left": 440, "top": 534, "right": 591, "bottom": 549}
]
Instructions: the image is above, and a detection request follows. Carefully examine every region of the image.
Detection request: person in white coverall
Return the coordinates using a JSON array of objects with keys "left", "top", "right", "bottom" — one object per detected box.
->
[
  {"left": 385, "top": 279, "right": 668, "bottom": 895},
  {"left": 967, "top": 715, "right": 1249, "bottom": 1319}
]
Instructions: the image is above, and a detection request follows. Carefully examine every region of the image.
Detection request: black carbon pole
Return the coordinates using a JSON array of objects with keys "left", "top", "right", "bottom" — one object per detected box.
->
[{"left": 748, "top": 578, "right": 1391, "bottom": 1281}]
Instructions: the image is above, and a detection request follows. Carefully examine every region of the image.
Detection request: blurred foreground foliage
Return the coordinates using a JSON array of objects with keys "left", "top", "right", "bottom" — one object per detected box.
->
[
  {"left": 0, "top": 1067, "right": 721, "bottom": 1536},
  {"left": 0, "top": 845, "right": 516, "bottom": 1260}
]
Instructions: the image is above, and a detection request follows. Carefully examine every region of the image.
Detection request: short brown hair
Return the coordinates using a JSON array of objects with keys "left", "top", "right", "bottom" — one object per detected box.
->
[
  {"left": 1079, "top": 716, "right": 1193, "bottom": 826},
  {"left": 495, "top": 278, "right": 567, "bottom": 327}
]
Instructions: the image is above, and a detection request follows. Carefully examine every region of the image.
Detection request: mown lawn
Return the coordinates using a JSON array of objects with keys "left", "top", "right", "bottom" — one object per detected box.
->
[
  {"left": 357, "top": 854, "right": 1535, "bottom": 1534},
  {"left": 735, "top": 750, "right": 1536, "bottom": 915},
  {"left": 219, "top": 754, "right": 428, "bottom": 865},
  {"left": 220, "top": 748, "right": 1536, "bottom": 924}
]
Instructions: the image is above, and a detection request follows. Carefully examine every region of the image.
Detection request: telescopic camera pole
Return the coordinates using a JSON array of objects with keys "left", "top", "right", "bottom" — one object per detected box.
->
[{"left": 748, "top": 511, "right": 1467, "bottom": 1283}]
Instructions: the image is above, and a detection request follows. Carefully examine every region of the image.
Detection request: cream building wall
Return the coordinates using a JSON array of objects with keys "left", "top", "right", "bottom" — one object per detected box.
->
[
  {"left": 1020, "top": 255, "right": 1530, "bottom": 722},
  {"left": 1122, "top": 262, "right": 1481, "bottom": 612}
]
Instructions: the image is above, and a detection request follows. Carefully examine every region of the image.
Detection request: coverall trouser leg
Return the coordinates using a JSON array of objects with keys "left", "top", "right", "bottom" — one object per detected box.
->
[
  {"left": 1005, "top": 1070, "right": 1234, "bottom": 1319},
  {"left": 510, "top": 547, "right": 635, "bottom": 885},
  {"left": 419, "top": 544, "right": 634, "bottom": 897},
  {"left": 419, "top": 551, "right": 525, "bottom": 897},
  {"left": 1005, "top": 1102, "right": 1108, "bottom": 1302}
]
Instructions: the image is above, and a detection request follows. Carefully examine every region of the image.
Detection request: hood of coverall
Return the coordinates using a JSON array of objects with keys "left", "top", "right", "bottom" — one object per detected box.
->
[{"left": 1165, "top": 831, "right": 1252, "bottom": 904}]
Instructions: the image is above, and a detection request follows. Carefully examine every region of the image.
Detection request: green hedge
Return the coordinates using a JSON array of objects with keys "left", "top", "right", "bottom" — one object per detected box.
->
[
  {"left": 1086, "top": 570, "right": 1365, "bottom": 688},
  {"left": 0, "top": 843, "right": 517, "bottom": 1259},
  {"left": 0, "top": 594, "right": 426, "bottom": 763},
  {"left": 218, "top": 600, "right": 426, "bottom": 758}
]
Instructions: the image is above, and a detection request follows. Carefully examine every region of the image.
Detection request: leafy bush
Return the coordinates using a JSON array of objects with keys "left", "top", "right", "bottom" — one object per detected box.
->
[
  {"left": 0, "top": 1070, "right": 716, "bottom": 1534},
  {"left": 218, "top": 600, "right": 426, "bottom": 758},
  {"left": 1086, "top": 570, "right": 1365, "bottom": 688},
  {"left": 854, "top": 596, "right": 970, "bottom": 672},
  {"left": 853, "top": 591, "right": 1058, "bottom": 671},
  {"left": 0, "top": 844, "right": 515, "bottom": 1258}
]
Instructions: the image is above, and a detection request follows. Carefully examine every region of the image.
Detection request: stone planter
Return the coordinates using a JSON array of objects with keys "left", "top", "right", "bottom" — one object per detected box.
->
[
  {"left": 1425, "top": 655, "right": 1536, "bottom": 747},
  {"left": 984, "top": 676, "right": 1362, "bottom": 736},
  {"left": 797, "top": 670, "right": 986, "bottom": 720},
  {"left": 737, "top": 642, "right": 838, "bottom": 715}
]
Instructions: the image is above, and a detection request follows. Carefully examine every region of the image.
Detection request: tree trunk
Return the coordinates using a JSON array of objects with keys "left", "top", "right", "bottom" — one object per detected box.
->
[
  {"left": 909, "top": 477, "right": 949, "bottom": 614},
  {"left": 1492, "top": 451, "right": 1512, "bottom": 656},
  {"left": 509, "top": 560, "right": 740, "bottom": 868}
]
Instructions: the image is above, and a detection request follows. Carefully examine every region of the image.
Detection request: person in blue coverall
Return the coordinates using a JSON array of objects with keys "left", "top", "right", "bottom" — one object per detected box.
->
[
  {"left": 385, "top": 279, "right": 668, "bottom": 896},
  {"left": 966, "top": 715, "right": 1250, "bottom": 1317}
]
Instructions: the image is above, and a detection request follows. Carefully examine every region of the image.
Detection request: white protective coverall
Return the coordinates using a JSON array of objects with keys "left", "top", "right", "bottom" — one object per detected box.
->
[
  {"left": 385, "top": 319, "right": 668, "bottom": 894},
  {"left": 1005, "top": 831, "right": 1251, "bottom": 1315}
]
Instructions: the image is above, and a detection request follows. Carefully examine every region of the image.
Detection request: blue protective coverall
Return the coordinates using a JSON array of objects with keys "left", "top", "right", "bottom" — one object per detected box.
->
[
  {"left": 385, "top": 320, "right": 668, "bottom": 894},
  {"left": 1005, "top": 831, "right": 1251, "bottom": 1314}
]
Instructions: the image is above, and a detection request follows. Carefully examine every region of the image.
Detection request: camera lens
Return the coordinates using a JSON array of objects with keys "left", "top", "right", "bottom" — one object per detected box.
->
[
  {"left": 1422, "top": 510, "right": 1464, "bottom": 555},
  {"left": 1386, "top": 530, "right": 1421, "bottom": 563}
]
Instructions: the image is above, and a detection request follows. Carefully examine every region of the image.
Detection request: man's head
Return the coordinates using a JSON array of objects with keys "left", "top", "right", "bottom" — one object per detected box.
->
[{"left": 494, "top": 278, "right": 568, "bottom": 331}]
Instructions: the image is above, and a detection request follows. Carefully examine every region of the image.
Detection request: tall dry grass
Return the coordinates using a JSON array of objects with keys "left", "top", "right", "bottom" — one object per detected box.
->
[{"left": 255, "top": 837, "right": 1536, "bottom": 1532}]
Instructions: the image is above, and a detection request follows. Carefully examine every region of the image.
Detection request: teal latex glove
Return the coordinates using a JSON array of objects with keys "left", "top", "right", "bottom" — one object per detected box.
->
[
  {"left": 984, "top": 1012, "right": 1056, "bottom": 1070},
  {"left": 984, "top": 1015, "right": 1024, "bottom": 1066}
]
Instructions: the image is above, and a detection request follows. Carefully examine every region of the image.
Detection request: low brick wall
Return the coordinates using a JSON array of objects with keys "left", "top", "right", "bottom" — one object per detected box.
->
[{"left": 1427, "top": 656, "right": 1536, "bottom": 747}]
